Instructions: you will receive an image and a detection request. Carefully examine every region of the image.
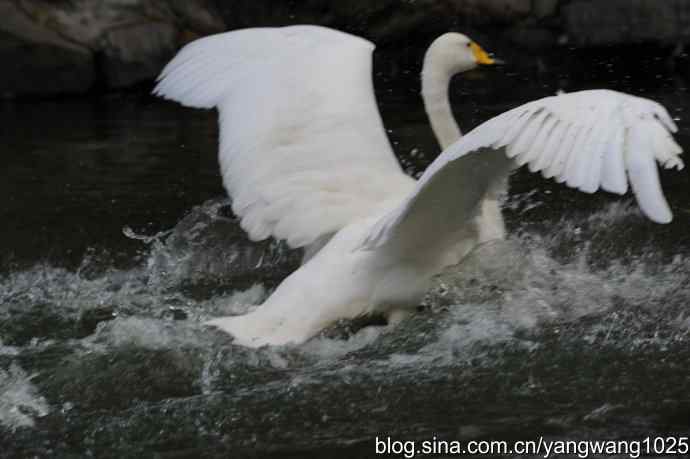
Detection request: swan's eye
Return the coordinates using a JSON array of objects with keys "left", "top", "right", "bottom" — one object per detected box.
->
[{"left": 466, "top": 42, "right": 472, "bottom": 48}]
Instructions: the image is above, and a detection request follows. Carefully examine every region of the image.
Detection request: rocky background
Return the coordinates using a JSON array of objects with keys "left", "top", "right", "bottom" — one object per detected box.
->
[{"left": 2, "top": 0, "right": 690, "bottom": 98}]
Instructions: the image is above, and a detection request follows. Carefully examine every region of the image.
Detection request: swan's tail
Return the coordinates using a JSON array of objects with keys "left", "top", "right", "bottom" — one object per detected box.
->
[
  {"left": 205, "top": 308, "right": 313, "bottom": 348},
  {"left": 205, "top": 313, "right": 273, "bottom": 348}
]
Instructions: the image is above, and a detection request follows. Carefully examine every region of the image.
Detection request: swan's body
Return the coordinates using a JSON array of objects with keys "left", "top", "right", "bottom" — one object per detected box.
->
[{"left": 154, "top": 26, "right": 684, "bottom": 347}]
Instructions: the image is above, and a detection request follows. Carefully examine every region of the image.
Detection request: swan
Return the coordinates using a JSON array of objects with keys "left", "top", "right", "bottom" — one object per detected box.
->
[{"left": 154, "top": 25, "right": 684, "bottom": 347}]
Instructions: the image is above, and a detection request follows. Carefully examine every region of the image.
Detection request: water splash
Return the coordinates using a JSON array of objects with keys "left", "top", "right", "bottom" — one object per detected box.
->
[
  {"left": 124, "top": 197, "right": 299, "bottom": 290},
  {"left": 0, "top": 200, "right": 687, "bottom": 360},
  {"left": 0, "top": 193, "right": 687, "bottom": 459},
  {"left": 379, "top": 201, "right": 690, "bottom": 365},
  {"left": 0, "top": 364, "right": 49, "bottom": 431}
]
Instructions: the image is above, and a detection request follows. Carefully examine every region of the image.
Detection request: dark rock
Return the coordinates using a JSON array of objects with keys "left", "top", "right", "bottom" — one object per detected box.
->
[
  {"left": 213, "top": 0, "right": 533, "bottom": 44},
  {"left": 454, "top": 0, "right": 532, "bottom": 22},
  {"left": 3, "top": 0, "right": 690, "bottom": 97},
  {"left": 0, "top": 1, "right": 94, "bottom": 97},
  {"left": 168, "top": 0, "right": 226, "bottom": 35},
  {"left": 0, "top": 30, "right": 95, "bottom": 98},
  {"left": 100, "top": 21, "right": 178, "bottom": 88},
  {"left": 507, "top": 26, "right": 559, "bottom": 49},
  {"left": 563, "top": 0, "right": 690, "bottom": 46},
  {"left": 0, "top": 0, "right": 224, "bottom": 97},
  {"left": 533, "top": 0, "right": 560, "bottom": 19}
]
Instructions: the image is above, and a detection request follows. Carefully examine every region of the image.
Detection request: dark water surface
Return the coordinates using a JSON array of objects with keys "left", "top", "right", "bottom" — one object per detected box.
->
[{"left": 1, "top": 45, "right": 690, "bottom": 458}]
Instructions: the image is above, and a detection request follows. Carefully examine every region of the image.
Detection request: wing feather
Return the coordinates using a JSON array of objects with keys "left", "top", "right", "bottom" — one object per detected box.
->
[
  {"left": 582, "top": 118, "right": 609, "bottom": 193},
  {"left": 544, "top": 122, "right": 578, "bottom": 179},
  {"left": 534, "top": 119, "right": 569, "bottom": 172},
  {"left": 510, "top": 109, "right": 549, "bottom": 161},
  {"left": 564, "top": 121, "right": 595, "bottom": 189},
  {"left": 154, "top": 26, "right": 414, "bottom": 248},
  {"left": 526, "top": 115, "right": 558, "bottom": 172},
  {"left": 359, "top": 89, "right": 683, "bottom": 254},
  {"left": 600, "top": 125, "right": 627, "bottom": 194},
  {"left": 626, "top": 127, "right": 673, "bottom": 223},
  {"left": 500, "top": 110, "right": 534, "bottom": 150}
]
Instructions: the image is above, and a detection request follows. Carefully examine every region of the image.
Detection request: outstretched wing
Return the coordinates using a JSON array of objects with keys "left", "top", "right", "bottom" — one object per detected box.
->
[
  {"left": 360, "top": 89, "right": 684, "bottom": 252},
  {"left": 154, "top": 26, "right": 414, "bottom": 248}
]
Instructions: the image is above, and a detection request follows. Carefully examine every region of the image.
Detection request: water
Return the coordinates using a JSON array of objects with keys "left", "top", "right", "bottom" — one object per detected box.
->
[{"left": 1, "top": 45, "right": 690, "bottom": 457}]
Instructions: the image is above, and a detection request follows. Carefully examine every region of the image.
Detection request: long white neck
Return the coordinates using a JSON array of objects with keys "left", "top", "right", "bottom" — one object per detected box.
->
[{"left": 421, "top": 49, "right": 463, "bottom": 150}]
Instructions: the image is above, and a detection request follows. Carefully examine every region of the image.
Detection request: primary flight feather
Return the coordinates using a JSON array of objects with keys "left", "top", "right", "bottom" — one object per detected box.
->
[{"left": 154, "top": 25, "right": 683, "bottom": 347}]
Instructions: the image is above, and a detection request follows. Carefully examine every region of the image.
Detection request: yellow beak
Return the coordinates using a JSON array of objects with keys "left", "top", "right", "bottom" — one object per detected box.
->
[{"left": 471, "top": 42, "right": 495, "bottom": 65}]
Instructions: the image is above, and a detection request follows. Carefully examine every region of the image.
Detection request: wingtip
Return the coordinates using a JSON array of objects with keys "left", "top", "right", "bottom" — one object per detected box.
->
[
  {"left": 651, "top": 212, "right": 673, "bottom": 224},
  {"left": 642, "top": 203, "right": 673, "bottom": 224}
]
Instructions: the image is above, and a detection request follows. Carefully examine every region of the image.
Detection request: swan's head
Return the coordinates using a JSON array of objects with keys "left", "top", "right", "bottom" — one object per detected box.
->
[{"left": 424, "top": 33, "right": 495, "bottom": 76}]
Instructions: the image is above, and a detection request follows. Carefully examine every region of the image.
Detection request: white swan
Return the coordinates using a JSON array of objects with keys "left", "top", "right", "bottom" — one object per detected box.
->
[{"left": 154, "top": 25, "right": 684, "bottom": 347}]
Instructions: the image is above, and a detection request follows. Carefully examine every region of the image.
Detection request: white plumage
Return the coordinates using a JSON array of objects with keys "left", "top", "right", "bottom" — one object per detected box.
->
[
  {"left": 154, "top": 25, "right": 683, "bottom": 347},
  {"left": 155, "top": 26, "right": 413, "bottom": 249}
]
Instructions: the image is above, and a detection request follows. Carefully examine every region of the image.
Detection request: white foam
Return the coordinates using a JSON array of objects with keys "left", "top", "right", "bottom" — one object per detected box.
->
[
  {"left": 0, "top": 364, "right": 49, "bottom": 431},
  {"left": 204, "top": 283, "right": 267, "bottom": 317},
  {"left": 301, "top": 326, "right": 385, "bottom": 360},
  {"left": 0, "top": 339, "right": 19, "bottom": 356}
]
